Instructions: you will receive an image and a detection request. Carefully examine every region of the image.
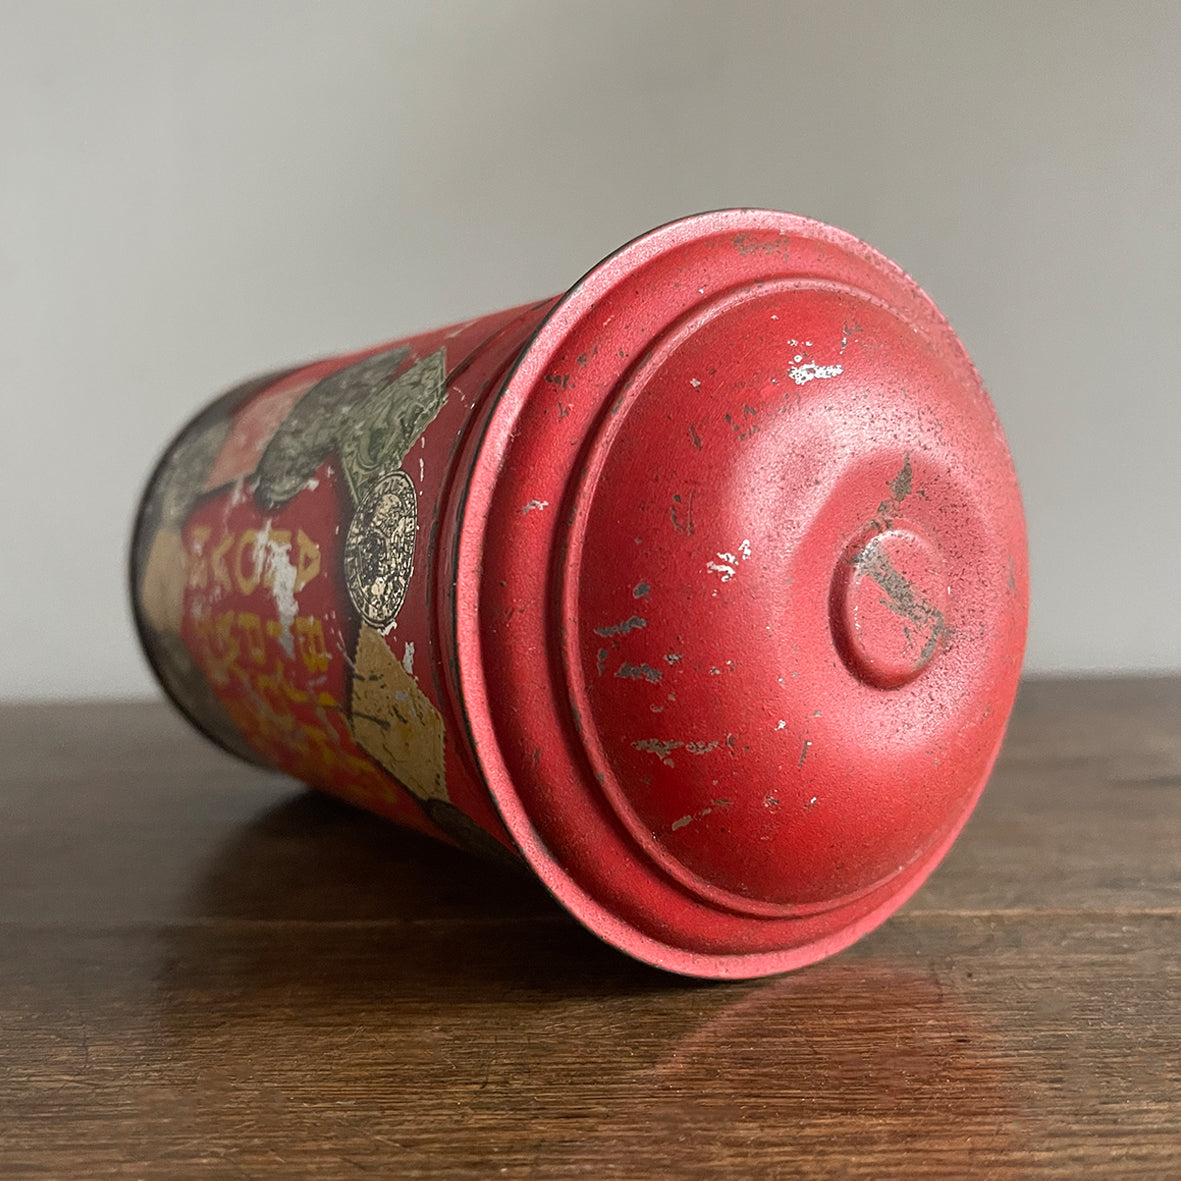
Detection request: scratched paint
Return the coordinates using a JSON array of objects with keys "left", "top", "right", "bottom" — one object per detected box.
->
[
  {"left": 262, "top": 528, "right": 299, "bottom": 658},
  {"left": 707, "top": 538, "right": 750, "bottom": 582},
  {"left": 594, "top": 616, "right": 648, "bottom": 638}
]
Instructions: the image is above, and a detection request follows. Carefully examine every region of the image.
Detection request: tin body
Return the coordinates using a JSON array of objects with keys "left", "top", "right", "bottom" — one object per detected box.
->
[{"left": 132, "top": 210, "right": 1028, "bottom": 978}]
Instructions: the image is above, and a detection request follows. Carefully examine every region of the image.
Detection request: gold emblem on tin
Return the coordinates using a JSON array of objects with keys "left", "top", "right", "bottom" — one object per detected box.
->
[{"left": 344, "top": 470, "right": 418, "bottom": 629}]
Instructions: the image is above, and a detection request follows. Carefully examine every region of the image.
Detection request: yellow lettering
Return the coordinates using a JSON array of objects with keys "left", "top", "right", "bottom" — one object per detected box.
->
[
  {"left": 278, "top": 663, "right": 309, "bottom": 705},
  {"left": 294, "top": 528, "right": 321, "bottom": 593},
  {"left": 215, "top": 611, "right": 240, "bottom": 669},
  {"left": 190, "top": 610, "right": 237, "bottom": 687},
  {"left": 237, "top": 612, "right": 266, "bottom": 666},
  {"left": 295, "top": 616, "right": 331, "bottom": 674},
  {"left": 254, "top": 666, "right": 297, "bottom": 735},
  {"left": 211, "top": 534, "right": 234, "bottom": 593},
  {"left": 233, "top": 529, "right": 260, "bottom": 594}
]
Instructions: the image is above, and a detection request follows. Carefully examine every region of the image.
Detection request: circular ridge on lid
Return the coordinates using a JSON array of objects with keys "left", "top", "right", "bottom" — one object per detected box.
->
[{"left": 454, "top": 209, "right": 1028, "bottom": 977}]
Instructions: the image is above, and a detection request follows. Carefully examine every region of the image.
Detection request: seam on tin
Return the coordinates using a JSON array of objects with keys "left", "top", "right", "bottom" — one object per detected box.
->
[{"left": 424, "top": 301, "right": 557, "bottom": 796}]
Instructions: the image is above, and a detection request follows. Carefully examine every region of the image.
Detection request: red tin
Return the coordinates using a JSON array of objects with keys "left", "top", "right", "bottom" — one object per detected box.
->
[{"left": 131, "top": 210, "right": 1028, "bottom": 978}]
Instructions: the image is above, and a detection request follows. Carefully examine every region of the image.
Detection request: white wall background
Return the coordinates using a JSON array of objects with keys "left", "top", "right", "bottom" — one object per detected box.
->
[{"left": 2, "top": 0, "right": 1178, "bottom": 699}]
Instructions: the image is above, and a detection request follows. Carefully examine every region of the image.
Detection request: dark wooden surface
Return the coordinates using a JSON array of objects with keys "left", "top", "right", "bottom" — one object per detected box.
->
[{"left": 1, "top": 678, "right": 1178, "bottom": 1178}]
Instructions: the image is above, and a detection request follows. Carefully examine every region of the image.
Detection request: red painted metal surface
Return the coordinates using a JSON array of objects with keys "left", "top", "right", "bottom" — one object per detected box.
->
[{"left": 132, "top": 210, "right": 1028, "bottom": 978}]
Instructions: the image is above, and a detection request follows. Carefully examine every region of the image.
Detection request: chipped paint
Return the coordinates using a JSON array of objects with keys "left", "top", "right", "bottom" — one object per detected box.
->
[
  {"left": 668, "top": 795, "right": 732, "bottom": 833},
  {"left": 854, "top": 543, "right": 945, "bottom": 664},
  {"left": 788, "top": 362, "right": 843, "bottom": 386},
  {"left": 707, "top": 538, "right": 750, "bottom": 582},
  {"left": 633, "top": 581, "right": 651, "bottom": 599},
  {"left": 670, "top": 492, "right": 695, "bottom": 535},
  {"left": 402, "top": 640, "right": 414, "bottom": 675},
  {"left": 633, "top": 738, "right": 683, "bottom": 766},
  {"left": 889, "top": 455, "right": 913, "bottom": 502},
  {"left": 685, "top": 740, "right": 719, "bottom": 755},
  {"left": 616, "top": 661, "right": 662, "bottom": 683},
  {"left": 261, "top": 526, "right": 299, "bottom": 658},
  {"left": 521, "top": 499, "right": 549, "bottom": 514},
  {"left": 873, "top": 457, "right": 915, "bottom": 525},
  {"left": 594, "top": 615, "right": 648, "bottom": 638}
]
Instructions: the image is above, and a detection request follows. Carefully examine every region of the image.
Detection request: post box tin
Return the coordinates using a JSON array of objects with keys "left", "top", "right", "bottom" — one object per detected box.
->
[{"left": 131, "top": 210, "right": 1028, "bottom": 978}]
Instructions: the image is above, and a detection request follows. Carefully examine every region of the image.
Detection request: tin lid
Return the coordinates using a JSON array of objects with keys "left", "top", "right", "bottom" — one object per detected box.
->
[{"left": 456, "top": 210, "right": 1027, "bottom": 977}]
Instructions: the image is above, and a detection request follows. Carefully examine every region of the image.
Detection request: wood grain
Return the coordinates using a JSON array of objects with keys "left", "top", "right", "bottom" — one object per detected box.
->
[{"left": 1, "top": 678, "right": 1178, "bottom": 1178}]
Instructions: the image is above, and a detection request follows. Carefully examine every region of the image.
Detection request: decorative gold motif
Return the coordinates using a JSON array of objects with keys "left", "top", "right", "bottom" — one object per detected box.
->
[
  {"left": 351, "top": 624, "right": 447, "bottom": 805},
  {"left": 344, "top": 471, "right": 418, "bottom": 629}
]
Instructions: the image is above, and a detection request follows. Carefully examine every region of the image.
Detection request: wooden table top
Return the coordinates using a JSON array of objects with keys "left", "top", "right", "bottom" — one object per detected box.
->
[{"left": 1, "top": 677, "right": 1177, "bottom": 1178}]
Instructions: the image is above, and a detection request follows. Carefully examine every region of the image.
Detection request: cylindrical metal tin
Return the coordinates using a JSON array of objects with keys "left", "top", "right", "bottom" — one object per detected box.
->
[{"left": 131, "top": 210, "right": 1028, "bottom": 978}]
